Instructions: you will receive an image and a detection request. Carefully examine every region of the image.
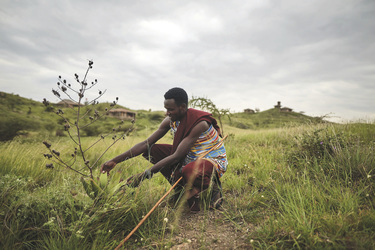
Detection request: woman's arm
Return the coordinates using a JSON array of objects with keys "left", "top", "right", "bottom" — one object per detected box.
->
[
  {"left": 100, "top": 117, "right": 171, "bottom": 174},
  {"left": 148, "top": 120, "right": 209, "bottom": 174}
]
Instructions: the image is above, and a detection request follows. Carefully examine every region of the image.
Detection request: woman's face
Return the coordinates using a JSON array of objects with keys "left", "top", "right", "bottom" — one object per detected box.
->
[{"left": 164, "top": 99, "right": 186, "bottom": 121}]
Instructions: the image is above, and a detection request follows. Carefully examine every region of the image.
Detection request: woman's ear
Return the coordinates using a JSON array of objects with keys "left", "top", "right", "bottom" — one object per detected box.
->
[{"left": 181, "top": 103, "right": 187, "bottom": 111}]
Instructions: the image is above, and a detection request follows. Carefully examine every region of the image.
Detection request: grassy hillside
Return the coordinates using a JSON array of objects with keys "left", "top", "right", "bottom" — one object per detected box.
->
[
  {"left": 0, "top": 92, "right": 164, "bottom": 141},
  {"left": 1, "top": 91, "right": 327, "bottom": 141},
  {"left": 1, "top": 121, "right": 374, "bottom": 249},
  {"left": 227, "top": 108, "right": 325, "bottom": 130}
]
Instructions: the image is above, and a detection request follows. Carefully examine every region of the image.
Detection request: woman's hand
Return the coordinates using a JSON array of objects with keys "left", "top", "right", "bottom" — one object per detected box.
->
[
  {"left": 100, "top": 160, "right": 117, "bottom": 175},
  {"left": 126, "top": 170, "right": 152, "bottom": 187},
  {"left": 126, "top": 172, "right": 147, "bottom": 187}
]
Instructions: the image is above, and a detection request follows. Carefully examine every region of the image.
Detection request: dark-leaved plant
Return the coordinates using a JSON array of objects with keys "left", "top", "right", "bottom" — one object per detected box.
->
[{"left": 42, "top": 60, "right": 133, "bottom": 199}]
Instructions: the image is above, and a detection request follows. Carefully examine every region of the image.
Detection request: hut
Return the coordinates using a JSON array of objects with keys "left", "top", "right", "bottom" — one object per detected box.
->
[
  {"left": 108, "top": 108, "right": 136, "bottom": 120},
  {"left": 280, "top": 107, "right": 293, "bottom": 112},
  {"left": 244, "top": 108, "right": 255, "bottom": 114},
  {"left": 274, "top": 101, "right": 293, "bottom": 112},
  {"left": 56, "top": 99, "right": 82, "bottom": 108}
]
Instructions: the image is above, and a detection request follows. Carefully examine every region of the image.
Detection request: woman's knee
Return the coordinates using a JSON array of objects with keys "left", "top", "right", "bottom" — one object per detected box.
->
[
  {"left": 142, "top": 144, "right": 172, "bottom": 164},
  {"left": 182, "top": 160, "right": 215, "bottom": 189}
]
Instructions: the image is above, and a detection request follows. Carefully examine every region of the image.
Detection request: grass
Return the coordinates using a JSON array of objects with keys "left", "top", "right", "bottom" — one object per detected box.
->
[
  {"left": 1, "top": 120, "right": 375, "bottom": 249},
  {"left": 225, "top": 108, "right": 325, "bottom": 130}
]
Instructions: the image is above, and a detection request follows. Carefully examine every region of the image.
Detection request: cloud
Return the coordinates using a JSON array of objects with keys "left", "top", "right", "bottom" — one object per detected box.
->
[{"left": 0, "top": 0, "right": 374, "bottom": 122}]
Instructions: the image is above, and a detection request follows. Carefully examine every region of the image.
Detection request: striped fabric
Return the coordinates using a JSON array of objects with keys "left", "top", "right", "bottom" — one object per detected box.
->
[{"left": 170, "top": 122, "right": 228, "bottom": 177}]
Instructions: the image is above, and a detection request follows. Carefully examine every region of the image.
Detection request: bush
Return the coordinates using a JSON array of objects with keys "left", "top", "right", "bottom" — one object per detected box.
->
[
  {"left": 288, "top": 126, "right": 351, "bottom": 166},
  {"left": 0, "top": 115, "right": 40, "bottom": 141},
  {"left": 81, "top": 124, "right": 101, "bottom": 136},
  {"left": 233, "top": 122, "right": 252, "bottom": 129},
  {"left": 288, "top": 125, "right": 375, "bottom": 185},
  {"left": 149, "top": 112, "right": 165, "bottom": 121}
]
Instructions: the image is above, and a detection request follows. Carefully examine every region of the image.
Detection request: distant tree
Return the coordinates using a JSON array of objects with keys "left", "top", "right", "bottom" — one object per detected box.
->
[
  {"left": 0, "top": 116, "right": 39, "bottom": 141},
  {"left": 190, "top": 96, "right": 231, "bottom": 136}
]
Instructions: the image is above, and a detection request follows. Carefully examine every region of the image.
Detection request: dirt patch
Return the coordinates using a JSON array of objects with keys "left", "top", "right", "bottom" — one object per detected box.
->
[{"left": 168, "top": 209, "right": 254, "bottom": 249}]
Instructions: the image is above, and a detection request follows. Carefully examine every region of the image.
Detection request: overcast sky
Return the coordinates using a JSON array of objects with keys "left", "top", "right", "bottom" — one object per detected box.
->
[{"left": 1, "top": 0, "right": 374, "bottom": 122}]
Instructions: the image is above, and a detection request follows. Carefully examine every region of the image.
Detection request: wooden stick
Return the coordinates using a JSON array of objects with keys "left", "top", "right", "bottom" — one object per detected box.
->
[
  {"left": 114, "top": 176, "right": 183, "bottom": 250},
  {"left": 115, "top": 135, "right": 228, "bottom": 249},
  {"left": 199, "top": 135, "right": 228, "bottom": 158}
]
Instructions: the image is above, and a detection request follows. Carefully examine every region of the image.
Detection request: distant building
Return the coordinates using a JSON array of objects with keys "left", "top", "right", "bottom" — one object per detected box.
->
[
  {"left": 274, "top": 101, "right": 281, "bottom": 109},
  {"left": 244, "top": 108, "right": 255, "bottom": 114},
  {"left": 56, "top": 99, "right": 82, "bottom": 108},
  {"left": 108, "top": 108, "right": 136, "bottom": 120},
  {"left": 274, "top": 101, "right": 293, "bottom": 112},
  {"left": 280, "top": 107, "right": 293, "bottom": 112}
]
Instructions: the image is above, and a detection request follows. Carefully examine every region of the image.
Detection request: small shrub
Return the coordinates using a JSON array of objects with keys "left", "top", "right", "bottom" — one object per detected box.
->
[
  {"left": 42, "top": 60, "right": 133, "bottom": 179},
  {"left": 0, "top": 115, "right": 40, "bottom": 141},
  {"left": 149, "top": 113, "right": 165, "bottom": 121},
  {"left": 288, "top": 125, "right": 375, "bottom": 185},
  {"left": 288, "top": 126, "right": 351, "bottom": 166},
  {"left": 233, "top": 122, "right": 252, "bottom": 129},
  {"left": 81, "top": 124, "right": 100, "bottom": 136},
  {"left": 44, "top": 122, "right": 57, "bottom": 132},
  {"left": 55, "top": 129, "right": 65, "bottom": 137}
]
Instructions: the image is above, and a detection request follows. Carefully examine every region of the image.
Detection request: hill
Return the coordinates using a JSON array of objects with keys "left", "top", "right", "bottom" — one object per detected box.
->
[
  {"left": 0, "top": 91, "right": 326, "bottom": 141},
  {"left": 0, "top": 91, "right": 163, "bottom": 141},
  {"left": 227, "top": 108, "right": 326, "bottom": 130}
]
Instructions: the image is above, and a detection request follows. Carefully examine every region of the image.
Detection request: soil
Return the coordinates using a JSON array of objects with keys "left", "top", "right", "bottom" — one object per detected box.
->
[{"left": 167, "top": 208, "right": 254, "bottom": 249}]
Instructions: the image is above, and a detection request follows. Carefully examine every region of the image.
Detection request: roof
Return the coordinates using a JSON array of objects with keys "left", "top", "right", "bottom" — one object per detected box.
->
[
  {"left": 56, "top": 99, "right": 81, "bottom": 106},
  {"left": 109, "top": 108, "right": 136, "bottom": 114}
]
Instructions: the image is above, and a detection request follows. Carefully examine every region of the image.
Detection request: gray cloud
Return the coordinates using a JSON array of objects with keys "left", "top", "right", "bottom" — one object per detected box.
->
[{"left": 1, "top": 0, "right": 374, "bottom": 122}]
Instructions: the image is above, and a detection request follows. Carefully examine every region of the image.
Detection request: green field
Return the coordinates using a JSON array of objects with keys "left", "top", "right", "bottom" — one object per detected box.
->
[{"left": 1, "top": 92, "right": 374, "bottom": 249}]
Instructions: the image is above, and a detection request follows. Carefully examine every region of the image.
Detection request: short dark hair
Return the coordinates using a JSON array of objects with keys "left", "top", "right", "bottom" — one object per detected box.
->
[{"left": 164, "top": 87, "right": 188, "bottom": 107}]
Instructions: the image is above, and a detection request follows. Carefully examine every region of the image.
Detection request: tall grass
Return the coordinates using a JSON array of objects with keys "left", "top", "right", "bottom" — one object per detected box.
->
[{"left": 1, "top": 122, "right": 374, "bottom": 249}]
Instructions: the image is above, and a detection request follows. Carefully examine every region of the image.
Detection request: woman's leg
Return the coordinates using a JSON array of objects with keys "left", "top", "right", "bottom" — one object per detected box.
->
[
  {"left": 181, "top": 159, "right": 216, "bottom": 211},
  {"left": 142, "top": 144, "right": 181, "bottom": 184}
]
